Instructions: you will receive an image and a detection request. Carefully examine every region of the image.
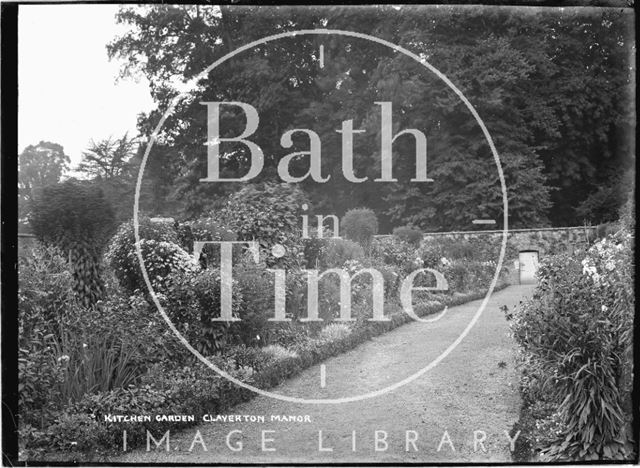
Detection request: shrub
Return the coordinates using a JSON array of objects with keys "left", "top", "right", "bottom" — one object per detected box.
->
[
  {"left": 138, "top": 239, "right": 200, "bottom": 291},
  {"left": 192, "top": 269, "right": 242, "bottom": 354},
  {"left": 367, "top": 258, "right": 401, "bottom": 300},
  {"left": 262, "top": 322, "right": 313, "bottom": 348},
  {"left": 161, "top": 268, "right": 242, "bottom": 355},
  {"left": 393, "top": 225, "right": 423, "bottom": 245},
  {"left": 419, "top": 242, "right": 442, "bottom": 268},
  {"left": 175, "top": 217, "right": 238, "bottom": 268},
  {"left": 340, "top": 208, "right": 378, "bottom": 249},
  {"left": 220, "top": 183, "right": 307, "bottom": 270},
  {"left": 233, "top": 259, "right": 276, "bottom": 346},
  {"left": 18, "top": 245, "right": 75, "bottom": 426},
  {"left": 319, "top": 238, "right": 364, "bottom": 269},
  {"left": 47, "top": 413, "right": 103, "bottom": 453},
  {"left": 106, "top": 217, "right": 183, "bottom": 293},
  {"left": 19, "top": 244, "right": 75, "bottom": 336},
  {"left": 228, "top": 345, "right": 274, "bottom": 372},
  {"left": 507, "top": 229, "right": 634, "bottom": 461},
  {"left": 302, "top": 228, "right": 325, "bottom": 268},
  {"left": 105, "top": 217, "right": 178, "bottom": 292},
  {"left": 18, "top": 333, "right": 64, "bottom": 427},
  {"left": 372, "top": 238, "right": 420, "bottom": 275},
  {"left": 30, "top": 179, "right": 117, "bottom": 306}
]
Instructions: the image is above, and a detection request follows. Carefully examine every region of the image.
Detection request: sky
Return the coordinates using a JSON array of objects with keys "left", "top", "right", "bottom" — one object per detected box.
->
[{"left": 18, "top": 4, "right": 155, "bottom": 167}]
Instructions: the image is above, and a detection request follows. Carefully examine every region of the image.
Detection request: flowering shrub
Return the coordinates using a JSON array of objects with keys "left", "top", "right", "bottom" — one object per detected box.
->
[
  {"left": 106, "top": 217, "right": 189, "bottom": 293},
  {"left": 137, "top": 239, "right": 200, "bottom": 290},
  {"left": 507, "top": 227, "right": 634, "bottom": 461}
]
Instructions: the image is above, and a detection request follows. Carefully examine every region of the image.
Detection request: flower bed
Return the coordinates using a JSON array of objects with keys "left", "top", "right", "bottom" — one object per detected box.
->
[
  {"left": 19, "top": 199, "right": 516, "bottom": 460},
  {"left": 22, "top": 279, "right": 509, "bottom": 460}
]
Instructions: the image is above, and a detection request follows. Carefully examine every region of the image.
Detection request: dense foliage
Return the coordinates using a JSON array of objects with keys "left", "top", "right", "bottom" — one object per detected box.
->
[
  {"left": 341, "top": 208, "right": 379, "bottom": 250},
  {"left": 106, "top": 5, "right": 633, "bottom": 229},
  {"left": 19, "top": 208, "right": 515, "bottom": 459},
  {"left": 507, "top": 226, "right": 634, "bottom": 461},
  {"left": 220, "top": 183, "right": 308, "bottom": 269},
  {"left": 18, "top": 244, "right": 183, "bottom": 457},
  {"left": 30, "top": 180, "right": 117, "bottom": 306},
  {"left": 106, "top": 217, "right": 183, "bottom": 293}
]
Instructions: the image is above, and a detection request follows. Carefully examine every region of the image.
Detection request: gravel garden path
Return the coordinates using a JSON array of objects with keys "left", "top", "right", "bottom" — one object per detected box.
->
[{"left": 117, "top": 285, "right": 536, "bottom": 464}]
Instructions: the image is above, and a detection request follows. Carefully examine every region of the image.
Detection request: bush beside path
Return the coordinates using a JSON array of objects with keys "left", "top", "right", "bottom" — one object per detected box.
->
[{"left": 116, "top": 284, "right": 535, "bottom": 464}]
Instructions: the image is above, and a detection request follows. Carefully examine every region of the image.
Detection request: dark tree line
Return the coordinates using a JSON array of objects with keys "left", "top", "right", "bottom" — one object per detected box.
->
[{"left": 22, "top": 5, "right": 634, "bottom": 233}]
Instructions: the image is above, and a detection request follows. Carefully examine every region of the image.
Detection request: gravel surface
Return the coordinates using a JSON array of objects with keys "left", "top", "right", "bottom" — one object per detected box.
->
[{"left": 115, "top": 285, "right": 535, "bottom": 464}]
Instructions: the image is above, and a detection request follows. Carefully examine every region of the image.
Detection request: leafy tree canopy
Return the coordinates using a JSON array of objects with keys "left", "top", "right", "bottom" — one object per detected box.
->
[
  {"left": 108, "top": 5, "right": 634, "bottom": 230},
  {"left": 18, "top": 141, "right": 70, "bottom": 228}
]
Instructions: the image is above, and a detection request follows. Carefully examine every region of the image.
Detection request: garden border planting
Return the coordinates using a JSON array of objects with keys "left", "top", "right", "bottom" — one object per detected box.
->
[{"left": 29, "top": 281, "right": 509, "bottom": 460}]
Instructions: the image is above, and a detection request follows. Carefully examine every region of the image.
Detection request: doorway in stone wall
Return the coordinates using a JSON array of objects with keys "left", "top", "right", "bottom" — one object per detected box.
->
[{"left": 518, "top": 250, "right": 539, "bottom": 284}]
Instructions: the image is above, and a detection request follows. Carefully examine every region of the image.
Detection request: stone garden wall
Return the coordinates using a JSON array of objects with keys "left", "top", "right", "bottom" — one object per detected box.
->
[
  {"left": 376, "top": 225, "right": 600, "bottom": 257},
  {"left": 420, "top": 226, "right": 599, "bottom": 256}
]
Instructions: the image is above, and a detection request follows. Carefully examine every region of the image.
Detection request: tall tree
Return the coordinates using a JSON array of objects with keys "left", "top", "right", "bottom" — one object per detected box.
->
[
  {"left": 77, "top": 134, "right": 136, "bottom": 180},
  {"left": 18, "top": 141, "right": 70, "bottom": 228},
  {"left": 108, "top": 5, "right": 633, "bottom": 229},
  {"left": 75, "top": 134, "right": 141, "bottom": 223}
]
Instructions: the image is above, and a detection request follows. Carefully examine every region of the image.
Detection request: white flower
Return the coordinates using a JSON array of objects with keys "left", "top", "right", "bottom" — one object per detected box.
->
[
  {"left": 601, "top": 305, "right": 608, "bottom": 312},
  {"left": 82, "top": 343, "right": 88, "bottom": 348}
]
